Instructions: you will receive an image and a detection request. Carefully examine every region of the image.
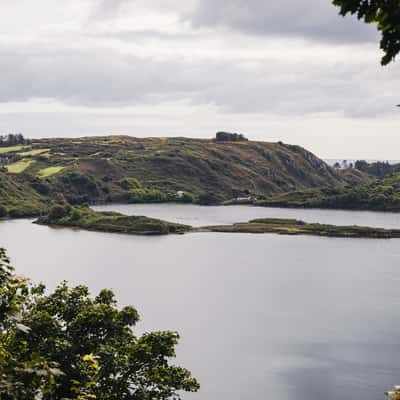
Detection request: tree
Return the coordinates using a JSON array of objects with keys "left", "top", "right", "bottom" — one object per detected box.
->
[
  {"left": 333, "top": 161, "right": 341, "bottom": 169},
  {"left": 215, "top": 132, "right": 248, "bottom": 142},
  {"left": 354, "top": 160, "right": 369, "bottom": 172},
  {"left": 332, "top": 0, "right": 400, "bottom": 65},
  {"left": 0, "top": 134, "right": 27, "bottom": 147},
  {"left": 0, "top": 248, "right": 199, "bottom": 399},
  {"left": 48, "top": 204, "right": 69, "bottom": 220},
  {"left": 0, "top": 248, "right": 57, "bottom": 399}
]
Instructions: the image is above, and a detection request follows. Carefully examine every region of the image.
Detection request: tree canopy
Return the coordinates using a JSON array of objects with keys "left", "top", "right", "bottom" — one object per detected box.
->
[
  {"left": 332, "top": 0, "right": 400, "bottom": 65},
  {"left": 0, "top": 248, "right": 199, "bottom": 399}
]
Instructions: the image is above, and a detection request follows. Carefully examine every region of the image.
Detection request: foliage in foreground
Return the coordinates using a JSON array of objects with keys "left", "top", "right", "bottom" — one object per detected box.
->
[
  {"left": 0, "top": 248, "right": 199, "bottom": 399},
  {"left": 333, "top": 0, "right": 400, "bottom": 65}
]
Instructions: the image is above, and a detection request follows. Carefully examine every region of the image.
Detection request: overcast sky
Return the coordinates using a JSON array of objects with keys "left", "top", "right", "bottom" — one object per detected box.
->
[{"left": 0, "top": 0, "right": 398, "bottom": 158}]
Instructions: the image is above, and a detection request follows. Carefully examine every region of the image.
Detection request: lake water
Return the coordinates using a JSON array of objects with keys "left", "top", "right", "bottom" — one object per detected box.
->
[
  {"left": 94, "top": 203, "right": 400, "bottom": 229},
  {"left": 2, "top": 204, "right": 400, "bottom": 400}
]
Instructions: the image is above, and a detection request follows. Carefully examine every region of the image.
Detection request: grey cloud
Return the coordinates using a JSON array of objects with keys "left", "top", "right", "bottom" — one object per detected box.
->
[
  {"left": 0, "top": 43, "right": 397, "bottom": 118},
  {"left": 90, "top": 0, "right": 196, "bottom": 20},
  {"left": 188, "top": 0, "right": 379, "bottom": 43},
  {"left": 90, "top": 0, "right": 132, "bottom": 19}
]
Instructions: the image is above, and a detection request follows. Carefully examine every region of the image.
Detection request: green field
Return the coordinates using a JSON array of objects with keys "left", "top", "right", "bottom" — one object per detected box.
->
[
  {"left": 0, "top": 145, "right": 29, "bottom": 154},
  {"left": 19, "top": 148, "right": 49, "bottom": 157},
  {"left": 37, "top": 166, "right": 65, "bottom": 178},
  {"left": 6, "top": 159, "right": 36, "bottom": 173}
]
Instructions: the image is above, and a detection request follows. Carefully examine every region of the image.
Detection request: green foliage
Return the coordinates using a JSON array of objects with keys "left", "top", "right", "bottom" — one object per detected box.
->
[
  {"left": 260, "top": 173, "right": 400, "bottom": 212},
  {"left": 354, "top": 160, "right": 394, "bottom": 178},
  {"left": 333, "top": 0, "right": 400, "bottom": 65},
  {"left": 127, "top": 188, "right": 177, "bottom": 203},
  {"left": 58, "top": 172, "right": 100, "bottom": 205},
  {"left": 48, "top": 204, "right": 69, "bottom": 220},
  {"left": 0, "top": 248, "right": 59, "bottom": 399},
  {"left": 0, "top": 171, "right": 48, "bottom": 218},
  {"left": 117, "top": 177, "right": 142, "bottom": 190},
  {"left": 197, "top": 192, "right": 223, "bottom": 205},
  {"left": 250, "top": 218, "right": 306, "bottom": 226},
  {"left": 180, "top": 192, "right": 195, "bottom": 203},
  {"left": 0, "top": 249, "right": 199, "bottom": 399},
  {"left": 0, "top": 134, "right": 28, "bottom": 147},
  {"left": 215, "top": 131, "right": 248, "bottom": 142},
  {"left": 208, "top": 218, "right": 400, "bottom": 238}
]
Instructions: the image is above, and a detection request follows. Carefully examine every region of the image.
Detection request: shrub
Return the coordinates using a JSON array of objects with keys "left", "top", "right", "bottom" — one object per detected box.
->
[
  {"left": 0, "top": 248, "right": 200, "bottom": 399},
  {"left": 197, "top": 192, "right": 221, "bottom": 205},
  {"left": 117, "top": 177, "right": 142, "bottom": 190},
  {"left": 128, "top": 188, "right": 174, "bottom": 203},
  {"left": 48, "top": 204, "right": 69, "bottom": 220}
]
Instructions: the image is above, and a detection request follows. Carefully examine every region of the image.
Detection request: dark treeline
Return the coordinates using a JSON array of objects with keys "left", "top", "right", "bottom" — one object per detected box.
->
[
  {"left": 354, "top": 160, "right": 394, "bottom": 178},
  {"left": 0, "top": 133, "right": 29, "bottom": 147},
  {"left": 334, "top": 159, "right": 396, "bottom": 179},
  {"left": 215, "top": 131, "right": 248, "bottom": 142}
]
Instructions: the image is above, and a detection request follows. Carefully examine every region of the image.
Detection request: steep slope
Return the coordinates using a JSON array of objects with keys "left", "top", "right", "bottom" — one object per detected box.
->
[
  {"left": 36, "top": 136, "right": 346, "bottom": 200},
  {"left": 0, "top": 135, "right": 359, "bottom": 214},
  {"left": 0, "top": 170, "right": 48, "bottom": 216}
]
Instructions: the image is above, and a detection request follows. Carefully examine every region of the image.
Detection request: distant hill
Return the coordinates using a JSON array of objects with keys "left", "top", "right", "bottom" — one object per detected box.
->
[{"left": 0, "top": 135, "right": 358, "bottom": 216}]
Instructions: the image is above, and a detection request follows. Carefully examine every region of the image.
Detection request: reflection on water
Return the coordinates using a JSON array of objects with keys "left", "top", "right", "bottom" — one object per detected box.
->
[{"left": 1, "top": 205, "right": 400, "bottom": 400}]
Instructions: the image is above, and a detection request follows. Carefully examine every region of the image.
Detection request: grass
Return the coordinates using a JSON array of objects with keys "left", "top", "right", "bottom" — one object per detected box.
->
[
  {"left": 18, "top": 148, "right": 50, "bottom": 157},
  {"left": 0, "top": 145, "right": 29, "bottom": 154},
  {"left": 204, "top": 218, "right": 400, "bottom": 238},
  {"left": 6, "top": 159, "right": 35, "bottom": 174},
  {"left": 37, "top": 166, "right": 65, "bottom": 178}
]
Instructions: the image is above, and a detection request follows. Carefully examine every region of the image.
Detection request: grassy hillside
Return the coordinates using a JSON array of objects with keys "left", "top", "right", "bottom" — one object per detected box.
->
[
  {"left": 0, "top": 135, "right": 368, "bottom": 217},
  {"left": 0, "top": 170, "right": 48, "bottom": 217},
  {"left": 259, "top": 173, "right": 400, "bottom": 212}
]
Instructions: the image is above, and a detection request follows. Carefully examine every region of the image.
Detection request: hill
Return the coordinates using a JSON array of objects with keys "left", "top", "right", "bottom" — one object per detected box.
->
[
  {"left": 259, "top": 173, "right": 400, "bottom": 212},
  {"left": 0, "top": 135, "right": 363, "bottom": 217}
]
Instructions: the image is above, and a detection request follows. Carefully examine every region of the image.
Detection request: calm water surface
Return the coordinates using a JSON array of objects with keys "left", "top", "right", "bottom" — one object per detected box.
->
[
  {"left": 2, "top": 205, "right": 400, "bottom": 400},
  {"left": 94, "top": 203, "right": 400, "bottom": 228}
]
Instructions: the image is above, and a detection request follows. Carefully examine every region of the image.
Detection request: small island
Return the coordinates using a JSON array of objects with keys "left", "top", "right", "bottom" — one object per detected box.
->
[
  {"left": 202, "top": 218, "right": 400, "bottom": 238},
  {"left": 35, "top": 206, "right": 400, "bottom": 239},
  {"left": 35, "top": 205, "right": 191, "bottom": 235}
]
